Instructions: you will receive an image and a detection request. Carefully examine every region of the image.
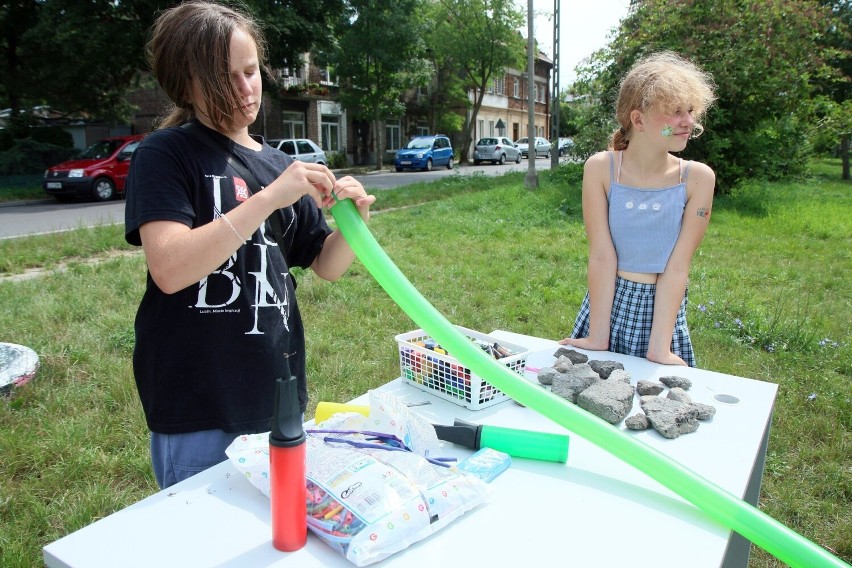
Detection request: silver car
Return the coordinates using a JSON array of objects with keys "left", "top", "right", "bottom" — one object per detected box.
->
[
  {"left": 514, "top": 136, "right": 552, "bottom": 159},
  {"left": 473, "top": 137, "right": 521, "bottom": 165},
  {"left": 268, "top": 138, "right": 327, "bottom": 165}
]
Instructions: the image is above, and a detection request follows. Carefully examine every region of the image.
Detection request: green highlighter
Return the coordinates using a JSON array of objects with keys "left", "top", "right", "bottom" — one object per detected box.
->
[{"left": 434, "top": 418, "right": 569, "bottom": 463}]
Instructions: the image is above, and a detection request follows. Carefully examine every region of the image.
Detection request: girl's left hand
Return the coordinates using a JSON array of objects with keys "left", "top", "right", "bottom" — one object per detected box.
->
[
  {"left": 646, "top": 350, "right": 687, "bottom": 366},
  {"left": 323, "top": 176, "right": 375, "bottom": 220}
]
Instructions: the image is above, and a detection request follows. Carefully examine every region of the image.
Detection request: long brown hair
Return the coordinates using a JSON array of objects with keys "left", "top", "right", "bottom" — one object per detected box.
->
[
  {"left": 146, "top": 1, "right": 271, "bottom": 132},
  {"left": 609, "top": 51, "right": 716, "bottom": 151}
]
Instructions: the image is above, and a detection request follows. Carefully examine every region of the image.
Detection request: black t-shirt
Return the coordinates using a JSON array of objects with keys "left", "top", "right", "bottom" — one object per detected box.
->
[{"left": 125, "top": 122, "right": 331, "bottom": 434}]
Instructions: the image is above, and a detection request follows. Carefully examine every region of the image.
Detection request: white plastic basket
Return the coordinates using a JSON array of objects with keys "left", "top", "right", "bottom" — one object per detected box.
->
[{"left": 395, "top": 326, "right": 528, "bottom": 410}]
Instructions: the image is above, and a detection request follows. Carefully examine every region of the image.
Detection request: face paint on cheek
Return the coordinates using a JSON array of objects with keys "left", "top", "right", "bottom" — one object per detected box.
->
[{"left": 661, "top": 126, "right": 674, "bottom": 137}]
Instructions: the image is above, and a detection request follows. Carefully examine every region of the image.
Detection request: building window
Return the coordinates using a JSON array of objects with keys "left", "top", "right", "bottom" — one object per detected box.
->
[
  {"left": 282, "top": 111, "right": 305, "bottom": 139},
  {"left": 513, "top": 79, "right": 519, "bottom": 98},
  {"left": 478, "top": 119, "right": 484, "bottom": 140},
  {"left": 493, "top": 74, "right": 504, "bottom": 96},
  {"left": 321, "top": 115, "right": 340, "bottom": 152},
  {"left": 385, "top": 120, "right": 401, "bottom": 151},
  {"left": 416, "top": 121, "right": 429, "bottom": 136},
  {"left": 488, "top": 120, "right": 494, "bottom": 136},
  {"left": 318, "top": 66, "right": 337, "bottom": 85}
]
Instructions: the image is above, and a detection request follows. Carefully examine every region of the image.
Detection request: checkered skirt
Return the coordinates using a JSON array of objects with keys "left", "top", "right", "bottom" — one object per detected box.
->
[{"left": 570, "top": 276, "right": 696, "bottom": 367}]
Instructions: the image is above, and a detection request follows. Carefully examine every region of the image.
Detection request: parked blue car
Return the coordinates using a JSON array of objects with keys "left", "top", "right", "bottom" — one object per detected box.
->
[{"left": 394, "top": 135, "right": 454, "bottom": 172}]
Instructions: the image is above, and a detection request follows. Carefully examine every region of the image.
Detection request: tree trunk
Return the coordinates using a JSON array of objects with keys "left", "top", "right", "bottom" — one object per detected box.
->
[
  {"left": 461, "top": 88, "right": 487, "bottom": 164},
  {"left": 373, "top": 116, "right": 384, "bottom": 171},
  {"left": 841, "top": 135, "right": 850, "bottom": 181}
]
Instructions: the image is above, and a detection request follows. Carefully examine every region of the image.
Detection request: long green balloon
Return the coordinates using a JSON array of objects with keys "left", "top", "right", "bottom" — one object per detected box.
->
[{"left": 330, "top": 198, "right": 848, "bottom": 568}]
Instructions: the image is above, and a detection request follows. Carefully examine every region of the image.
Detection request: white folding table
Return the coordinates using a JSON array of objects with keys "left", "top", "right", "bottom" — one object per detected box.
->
[{"left": 44, "top": 330, "right": 778, "bottom": 568}]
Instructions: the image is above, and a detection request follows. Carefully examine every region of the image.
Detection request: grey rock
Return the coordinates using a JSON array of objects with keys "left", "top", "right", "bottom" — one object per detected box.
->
[
  {"left": 692, "top": 402, "right": 717, "bottom": 421},
  {"left": 666, "top": 387, "right": 692, "bottom": 404},
  {"left": 577, "top": 380, "right": 635, "bottom": 424},
  {"left": 560, "top": 362, "right": 599, "bottom": 382},
  {"left": 588, "top": 360, "right": 625, "bottom": 379},
  {"left": 639, "top": 394, "right": 658, "bottom": 405},
  {"left": 552, "top": 356, "right": 574, "bottom": 373},
  {"left": 636, "top": 380, "right": 665, "bottom": 396},
  {"left": 552, "top": 368, "right": 599, "bottom": 403},
  {"left": 553, "top": 347, "right": 588, "bottom": 364},
  {"left": 659, "top": 375, "right": 692, "bottom": 390},
  {"left": 640, "top": 396, "right": 700, "bottom": 439},
  {"left": 536, "top": 367, "right": 561, "bottom": 386},
  {"left": 625, "top": 413, "right": 651, "bottom": 430},
  {"left": 607, "top": 368, "right": 632, "bottom": 384}
]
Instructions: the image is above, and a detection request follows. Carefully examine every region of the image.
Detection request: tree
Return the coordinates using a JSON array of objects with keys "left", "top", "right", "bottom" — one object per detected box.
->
[
  {"left": 429, "top": 0, "right": 525, "bottom": 163},
  {"left": 0, "top": 0, "right": 162, "bottom": 128},
  {"left": 0, "top": 1, "right": 348, "bottom": 130},
  {"left": 328, "top": 0, "right": 429, "bottom": 169},
  {"left": 249, "top": 0, "right": 346, "bottom": 73},
  {"left": 571, "top": 0, "right": 844, "bottom": 191},
  {"left": 812, "top": 0, "right": 851, "bottom": 179}
]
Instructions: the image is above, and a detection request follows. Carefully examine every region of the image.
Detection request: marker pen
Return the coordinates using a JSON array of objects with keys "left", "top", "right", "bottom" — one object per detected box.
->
[
  {"left": 269, "top": 376, "right": 307, "bottom": 552},
  {"left": 433, "top": 418, "right": 569, "bottom": 463}
]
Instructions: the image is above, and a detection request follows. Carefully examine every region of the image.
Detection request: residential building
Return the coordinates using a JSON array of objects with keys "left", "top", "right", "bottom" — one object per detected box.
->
[
  {"left": 126, "top": 47, "right": 553, "bottom": 167},
  {"left": 466, "top": 50, "right": 553, "bottom": 154}
]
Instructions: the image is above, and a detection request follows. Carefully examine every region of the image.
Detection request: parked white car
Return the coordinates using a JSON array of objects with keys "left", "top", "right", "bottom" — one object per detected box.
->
[
  {"left": 267, "top": 138, "right": 327, "bottom": 165},
  {"left": 514, "top": 136, "right": 552, "bottom": 159},
  {"left": 473, "top": 137, "right": 521, "bottom": 165}
]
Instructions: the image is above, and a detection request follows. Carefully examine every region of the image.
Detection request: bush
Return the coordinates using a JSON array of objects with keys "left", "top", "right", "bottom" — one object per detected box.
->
[
  {"left": 0, "top": 129, "right": 13, "bottom": 152},
  {"left": 326, "top": 151, "right": 348, "bottom": 169},
  {"left": 0, "top": 139, "right": 77, "bottom": 176},
  {"left": 30, "top": 126, "right": 74, "bottom": 148}
]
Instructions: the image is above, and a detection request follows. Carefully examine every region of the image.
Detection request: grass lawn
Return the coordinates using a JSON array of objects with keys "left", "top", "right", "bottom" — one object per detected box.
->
[{"left": 0, "top": 160, "right": 849, "bottom": 567}]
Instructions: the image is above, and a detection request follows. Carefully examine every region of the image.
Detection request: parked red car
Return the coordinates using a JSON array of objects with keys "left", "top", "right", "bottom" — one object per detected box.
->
[{"left": 43, "top": 134, "right": 145, "bottom": 202}]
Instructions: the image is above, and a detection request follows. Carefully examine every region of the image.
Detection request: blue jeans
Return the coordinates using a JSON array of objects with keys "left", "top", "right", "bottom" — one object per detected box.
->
[
  {"left": 150, "top": 416, "right": 304, "bottom": 489},
  {"left": 150, "top": 429, "right": 238, "bottom": 489}
]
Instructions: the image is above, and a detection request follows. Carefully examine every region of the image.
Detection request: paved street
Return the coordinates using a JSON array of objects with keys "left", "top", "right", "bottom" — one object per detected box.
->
[{"left": 0, "top": 159, "right": 556, "bottom": 239}]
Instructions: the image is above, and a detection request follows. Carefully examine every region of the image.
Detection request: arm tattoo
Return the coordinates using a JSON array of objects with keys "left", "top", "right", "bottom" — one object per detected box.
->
[{"left": 697, "top": 207, "right": 711, "bottom": 220}]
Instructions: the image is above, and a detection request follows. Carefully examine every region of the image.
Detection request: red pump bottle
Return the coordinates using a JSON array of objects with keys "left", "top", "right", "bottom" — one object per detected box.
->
[{"left": 269, "top": 376, "right": 307, "bottom": 551}]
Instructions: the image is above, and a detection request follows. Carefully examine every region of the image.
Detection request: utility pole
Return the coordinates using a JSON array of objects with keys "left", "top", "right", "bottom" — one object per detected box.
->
[
  {"left": 550, "top": 0, "right": 560, "bottom": 170},
  {"left": 524, "top": 0, "right": 538, "bottom": 189}
]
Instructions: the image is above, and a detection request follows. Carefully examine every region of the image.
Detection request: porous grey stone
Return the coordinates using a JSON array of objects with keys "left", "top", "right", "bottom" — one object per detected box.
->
[
  {"left": 577, "top": 380, "right": 635, "bottom": 424},
  {"left": 666, "top": 387, "right": 692, "bottom": 404},
  {"left": 691, "top": 402, "right": 717, "bottom": 421},
  {"left": 625, "top": 413, "right": 650, "bottom": 430},
  {"left": 659, "top": 375, "right": 692, "bottom": 390},
  {"left": 588, "top": 360, "right": 625, "bottom": 379},
  {"left": 552, "top": 367, "right": 599, "bottom": 403},
  {"left": 552, "top": 356, "right": 574, "bottom": 373},
  {"left": 560, "top": 362, "right": 599, "bottom": 382},
  {"left": 636, "top": 380, "right": 665, "bottom": 396},
  {"left": 536, "top": 367, "right": 561, "bottom": 386},
  {"left": 639, "top": 394, "right": 658, "bottom": 405},
  {"left": 640, "top": 396, "right": 700, "bottom": 439},
  {"left": 553, "top": 347, "right": 588, "bottom": 364},
  {"left": 607, "top": 368, "right": 632, "bottom": 384}
]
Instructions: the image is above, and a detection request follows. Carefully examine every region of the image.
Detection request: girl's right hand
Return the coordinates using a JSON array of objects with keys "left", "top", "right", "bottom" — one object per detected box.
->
[
  {"left": 558, "top": 337, "right": 609, "bottom": 351},
  {"left": 268, "top": 160, "right": 336, "bottom": 209}
]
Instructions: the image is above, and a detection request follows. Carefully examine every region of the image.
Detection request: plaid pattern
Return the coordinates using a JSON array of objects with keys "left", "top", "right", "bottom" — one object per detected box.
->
[{"left": 571, "top": 276, "right": 696, "bottom": 367}]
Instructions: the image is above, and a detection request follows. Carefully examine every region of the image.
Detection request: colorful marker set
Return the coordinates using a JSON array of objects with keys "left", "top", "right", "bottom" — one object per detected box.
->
[{"left": 395, "top": 327, "right": 529, "bottom": 410}]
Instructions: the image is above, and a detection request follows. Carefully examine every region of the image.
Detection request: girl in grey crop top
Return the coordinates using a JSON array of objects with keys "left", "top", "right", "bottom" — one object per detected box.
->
[{"left": 608, "top": 151, "right": 690, "bottom": 274}]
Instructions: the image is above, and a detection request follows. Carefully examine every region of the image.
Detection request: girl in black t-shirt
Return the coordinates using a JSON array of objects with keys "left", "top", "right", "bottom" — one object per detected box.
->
[{"left": 125, "top": 1, "right": 375, "bottom": 489}]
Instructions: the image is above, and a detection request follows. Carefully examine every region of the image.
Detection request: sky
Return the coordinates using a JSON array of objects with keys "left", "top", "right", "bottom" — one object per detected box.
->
[{"left": 525, "top": 0, "right": 633, "bottom": 89}]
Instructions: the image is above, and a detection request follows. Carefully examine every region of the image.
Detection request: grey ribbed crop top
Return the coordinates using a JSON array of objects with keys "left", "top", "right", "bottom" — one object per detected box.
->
[{"left": 608, "top": 151, "right": 689, "bottom": 273}]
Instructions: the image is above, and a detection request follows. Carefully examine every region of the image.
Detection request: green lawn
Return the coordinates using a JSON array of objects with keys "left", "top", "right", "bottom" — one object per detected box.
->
[{"left": 0, "top": 160, "right": 849, "bottom": 567}]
